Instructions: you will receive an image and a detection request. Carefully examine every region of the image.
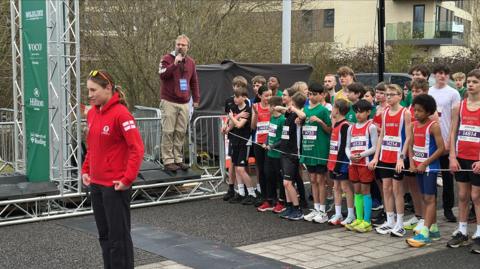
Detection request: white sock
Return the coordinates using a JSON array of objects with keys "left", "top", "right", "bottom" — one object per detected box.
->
[
  {"left": 256, "top": 184, "right": 261, "bottom": 193},
  {"left": 396, "top": 214, "right": 404, "bottom": 228},
  {"left": 320, "top": 204, "right": 326, "bottom": 213},
  {"left": 347, "top": 207, "right": 355, "bottom": 219},
  {"left": 474, "top": 225, "right": 480, "bottom": 238},
  {"left": 335, "top": 205, "right": 342, "bottom": 217},
  {"left": 314, "top": 203, "right": 321, "bottom": 212},
  {"left": 459, "top": 222, "right": 468, "bottom": 235},
  {"left": 247, "top": 187, "right": 256, "bottom": 197},
  {"left": 238, "top": 185, "right": 245, "bottom": 196},
  {"left": 387, "top": 212, "right": 395, "bottom": 226}
]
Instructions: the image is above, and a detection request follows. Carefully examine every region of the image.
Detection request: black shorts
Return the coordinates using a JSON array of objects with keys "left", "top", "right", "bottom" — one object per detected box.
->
[
  {"left": 306, "top": 164, "right": 327, "bottom": 174},
  {"left": 231, "top": 145, "right": 248, "bottom": 167},
  {"left": 329, "top": 171, "right": 349, "bottom": 180},
  {"left": 455, "top": 158, "right": 480, "bottom": 187},
  {"left": 281, "top": 156, "right": 299, "bottom": 181},
  {"left": 403, "top": 158, "right": 415, "bottom": 177},
  {"left": 377, "top": 161, "right": 403, "bottom": 180}
]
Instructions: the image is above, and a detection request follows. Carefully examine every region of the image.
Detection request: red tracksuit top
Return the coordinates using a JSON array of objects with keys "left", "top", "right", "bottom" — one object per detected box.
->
[{"left": 82, "top": 92, "right": 144, "bottom": 187}]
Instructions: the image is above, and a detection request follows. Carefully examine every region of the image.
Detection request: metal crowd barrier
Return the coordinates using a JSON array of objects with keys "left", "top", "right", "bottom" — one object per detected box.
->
[
  {"left": 0, "top": 121, "right": 15, "bottom": 173},
  {"left": 191, "top": 115, "right": 226, "bottom": 178}
]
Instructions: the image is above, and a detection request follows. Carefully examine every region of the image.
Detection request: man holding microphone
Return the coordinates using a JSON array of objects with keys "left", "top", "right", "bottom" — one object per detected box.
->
[{"left": 158, "top": 34, "right": 200, "bottom": 172}]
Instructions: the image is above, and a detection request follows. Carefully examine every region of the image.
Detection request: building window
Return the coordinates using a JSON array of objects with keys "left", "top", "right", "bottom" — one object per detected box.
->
[
  {"left": 324, "top": 9, "right": 334, "bottom": 28},
  {"left": 413, "top": 5, "right": 425, "bottom": 38},
  {"left": 301, "top": 10, "right": 313, "bottom": 33}
]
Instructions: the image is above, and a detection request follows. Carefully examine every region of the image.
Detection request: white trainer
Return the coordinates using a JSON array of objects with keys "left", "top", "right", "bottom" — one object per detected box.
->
[
  {"left": 340, "top": 216, "right": 355, "bottom": 226},
  {"left": 313, "top": 210, "right": 328, "bottom": 223},
  {"left": 376, "top": 222, "right": 394, "bottom": 235},
  {"left": 303, "top": 209, "right": 319, "bottom": 222}
]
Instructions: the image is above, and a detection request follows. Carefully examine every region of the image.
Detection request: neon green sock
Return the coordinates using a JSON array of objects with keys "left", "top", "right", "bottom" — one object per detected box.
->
[
  {"left": 354, "top": 194, "right": 364, "bottom": 221},
  {"left": 430, "top": 223, "right": 439, "bottom": 233},
  {"left": 420, "top": 226, "right": 429, "bottom": 238}
]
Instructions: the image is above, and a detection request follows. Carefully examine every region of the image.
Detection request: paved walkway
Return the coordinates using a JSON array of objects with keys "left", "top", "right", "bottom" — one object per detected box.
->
[{"left": 137, "top": 209, "right": 478, "bottom": 269}]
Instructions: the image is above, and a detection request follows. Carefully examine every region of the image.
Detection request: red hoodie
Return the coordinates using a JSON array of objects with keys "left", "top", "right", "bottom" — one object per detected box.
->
[{"left": 82, "top": 93, "right": 144, "bottom": 187}]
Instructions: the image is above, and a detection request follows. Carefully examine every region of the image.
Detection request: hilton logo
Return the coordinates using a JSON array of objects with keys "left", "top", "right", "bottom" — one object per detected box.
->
[{"left": 33, "top": 88, "right": 40, "bottom": 97}]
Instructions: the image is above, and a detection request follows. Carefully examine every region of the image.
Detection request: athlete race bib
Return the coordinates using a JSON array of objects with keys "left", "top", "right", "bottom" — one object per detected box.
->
[
  {"left": 351, "top": 136, "right": 368, "bottom": 152},
  {"left": 458, "top": 124, "right": 480, "bottom": 143},
  {"left": 412, "top": 145, "right": 428, "bottom": 163},
  {"left": 268, "top": 123, "right": 278, "bottom": 137},
  {"left": 256, "top": 121, "right": 269, "bottom": 135},
  {"left": 382, "top": 135, "right": 401, "bottom": 151},
  {"left": 302, "top": 125, "right": 318, "bottom": 140},
  {"left": 281, "top": 126, "right": 290, "bottom": 139},
  {"left": 329, "top": 141, "right": 338, "bottom": 155}
]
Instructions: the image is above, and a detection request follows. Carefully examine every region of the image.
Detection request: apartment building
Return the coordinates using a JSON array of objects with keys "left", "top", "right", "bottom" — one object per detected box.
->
[{"left": 291, "top": 0, "right": 476, "bottom": 59}]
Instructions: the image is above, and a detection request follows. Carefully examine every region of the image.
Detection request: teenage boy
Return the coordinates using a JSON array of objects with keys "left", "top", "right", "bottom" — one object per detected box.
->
[
  {"left": 258, "top": 96, "right": 286, "bottom": 213},
  {"left": 275, "top": 92, "right": 307, "bottom": 220},
  {"left": 268, "top": 76, "right": 283, "bottom": 97},
  {"left": 223, "top": 76, "right": 250, "bottom": 201},
  {"left": 429, "top": 64, "right": 461, "bottom": 222},
  {"left": 369, "top": 84, "right": 412, "bottom": 237},
  {"left": 406, "top": 94, "right": 444, "bottom": 247},
  {"left": 403, "top": 78, "right": 430, "bottom": 233},
  {"left": 327, "top": 99, "right": 351, "bottom": 225},
  {"left": 335, "top": 66, "right": 355, "bottom": 103},
  {"left": 251, "top": 85, "right": 272, "bottom": 206},
  {"left": 345, "top": 100, "right": 378, "bottom": 233},
  {"left": 224, "top": 87, "right": 256, "bottom": 205},
  {"left": 345, "top": 82, "right": 366, "bottom": 123},
  {"left": 447, "top": 69, "right": 480, "bottom": 254},
  {"left": 297, "top": 83, "right": 332, "bottom": 223},
  {"left": 251, "top": 75, "right": 267, "bottom": 103},
  {"left": 452, "top": 72, "right": 467, "bottom": 99}
]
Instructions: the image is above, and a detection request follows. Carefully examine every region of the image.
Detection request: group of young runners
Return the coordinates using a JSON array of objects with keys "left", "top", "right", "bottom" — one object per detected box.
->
[{"left": 221, "top": 64, "right": 480, "bottom": 254}]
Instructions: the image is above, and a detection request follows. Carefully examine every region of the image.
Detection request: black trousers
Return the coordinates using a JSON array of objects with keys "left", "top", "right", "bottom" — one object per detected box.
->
[
  {"left": 253, "top": 144, "right": 267, "bottom": 198},
  {"left": 264, "top": 155, "right": 286, "bottom": 201},
  {"left": 91, "top": 184, "right": 134, "bottom": 269},
  {"left": 439, "top": 155, "right": 454, "bottom": 211}
]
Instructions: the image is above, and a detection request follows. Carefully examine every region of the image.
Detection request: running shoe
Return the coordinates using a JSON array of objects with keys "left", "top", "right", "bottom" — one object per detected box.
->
[
  {"left": 257, "top": 201, "right": 274, "bottom": 212},
  {"left": 328, "top": 214, "right": 343, "bottom": 226},
  {"left": 354, "top": 221, "right": 372, "bottom": 233},
  {"left": 279, "top": 206, "right": 293, "bottom": 219},
  {"left": 471, "top": 237, "right": 480, "bottom": 254},
  {"left": 413, "top": 219, "right": 425, "bottom": 235},
  {"left": 429, "top": 229, "right": 441, "bottom": 241},
  {"left": 272, "top": 201, "right": 286, "bottom": 214},
  {"left": 288, "top": 208, "right": 304, "bottom": 221},
  {"left": 376, "top": 223, "right": 394, "bottom": 235},
  {"left": 340, "top": 216, "right": 355, "bottom": 226},
  {"left": 304, "top": 209, "right": 319, "bottom": 222},
  {"left": 406, "top": 233, "right": 431, "bottom": 248},
  {"left": 223, "top": 190, "right": 235, "bottom": 201},
  {"left": 345, "top": 219, "right": 363, "bottom": 231},
  {"left": 372, "top": 211, "right": 386, "bottom": 227},
  {"left": 447, "top": 230, "right": 469, "bottom": 248},
  {"left": 391, "top": 226, "right": 407, "bottom": 237},
  {"left": 313, "top": 210, "right": 328, "bottom": 224},
  {"left": 241, "top": 195, "right": 256, "bottom": 205},
  {"left": 404, "top": 216, "right": 419, "bottom": 230},
  {"left": 228, "top": 194, "right": 244, "bottom": 204},
  {"left": 372, "top": 199, "right": 383, "bottom": 211}
]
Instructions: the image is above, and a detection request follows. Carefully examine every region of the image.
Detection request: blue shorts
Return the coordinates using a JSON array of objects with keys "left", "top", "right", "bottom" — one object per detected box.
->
[{"left": 416, "top": 172, "right": 438, "bottom": 195}]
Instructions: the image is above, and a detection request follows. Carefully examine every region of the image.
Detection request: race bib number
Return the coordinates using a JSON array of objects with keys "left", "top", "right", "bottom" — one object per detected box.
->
[
  {"left": 382, "top": 135, "right": 402, "bottom": 151},
  {"left": 256, "top": 121, "right": 269, "bottom": 135},
  {"left": 179, "top": 79, "right": 188, "bottom": 92},
  {"left": 302, "top": 125, "right": 318, "bottom": 140},
  {"left": 281, "top": 126, "right": 290, "bottom": 139},
  {"left": 458, "top": 124, "right": 480, "bottom": 143},
  {"left": 351, "top": 136, "right": 367, "bottom": 152},
  {"left": 268, "top": 123, "right": 278, "bottom": 137},
  {"left": 412, "top": 145, "right": 428, "bottom": 163},
  {"left": 329, "top": 141, "right": 338, "bottom": 155}
]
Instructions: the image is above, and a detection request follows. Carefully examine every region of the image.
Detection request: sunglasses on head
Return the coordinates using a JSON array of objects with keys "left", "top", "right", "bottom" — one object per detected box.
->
[{"left": 89, "top": 70, "right": 112, "bottom": 85}]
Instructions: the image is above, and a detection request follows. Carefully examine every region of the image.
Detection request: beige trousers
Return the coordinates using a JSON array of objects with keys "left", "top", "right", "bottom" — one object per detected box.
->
[{"left": 160, "top": 99, "right": 189, "bottom": 165}]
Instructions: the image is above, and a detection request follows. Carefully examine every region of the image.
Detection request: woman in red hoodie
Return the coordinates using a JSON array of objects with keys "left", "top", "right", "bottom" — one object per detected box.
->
[{"left": 82, "top": 70, "right": 144, "bottom": 269}]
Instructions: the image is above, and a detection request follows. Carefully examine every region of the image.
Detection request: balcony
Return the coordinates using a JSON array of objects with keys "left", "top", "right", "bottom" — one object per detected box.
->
[{"left": 386, "top": 21, "right": 467, "bottom": 46}]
